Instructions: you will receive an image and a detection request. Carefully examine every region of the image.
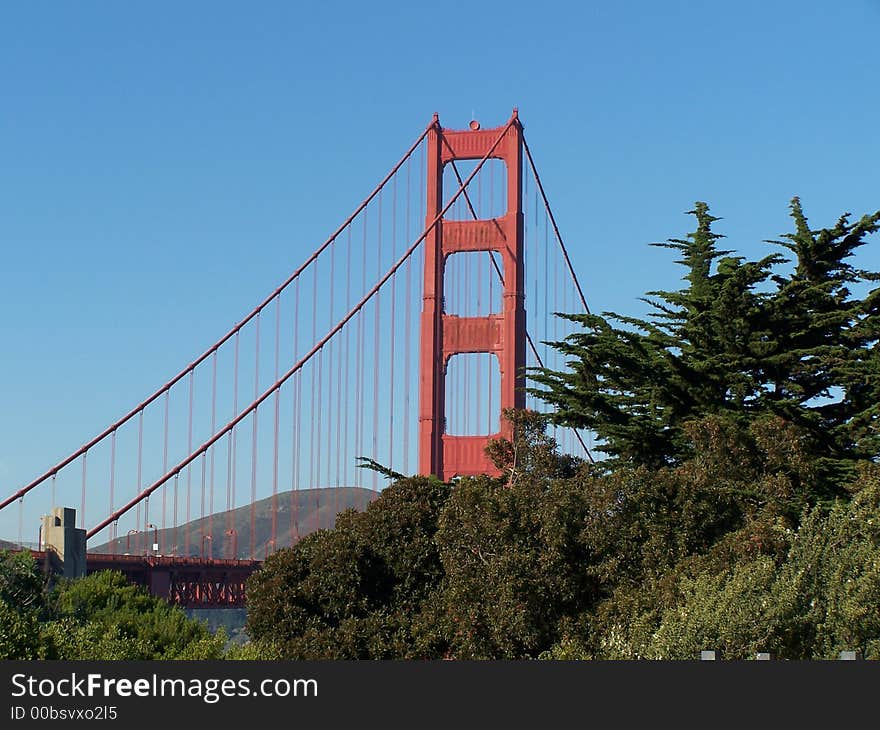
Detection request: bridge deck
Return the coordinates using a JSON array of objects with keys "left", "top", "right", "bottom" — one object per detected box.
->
[{"left": 27, "top": 550, "right": 262, "bottom": 608}]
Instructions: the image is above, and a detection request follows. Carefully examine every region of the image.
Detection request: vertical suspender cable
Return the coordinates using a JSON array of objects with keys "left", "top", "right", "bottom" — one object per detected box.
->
[
  {"left": 316, "top": 297, "right": 325, "bottom": 502},
  {"left": 135, "top": 413, "right": 143, "bottom": 548},
  {"left": 357, "top": 210, "right": 367, "bottom": 490},
  {"left": 109, "top": 431, "right": 116, "bottom": 546},
  {"left": 80, "top": 453, "right": 87, "bottom": 530},
  {"left": 172, "top": 473, "right": 179, "bottom": 555},
  {"left": 185, "top": 372, "right": 194, "bottom": 556},
  {"left": 250, "top": 313, "right": 260, "bottom": 560},
  {"left": 335, "top": 249, "right": 344, "bottom": 490},
  {"left": 389, "top": 175, "right": 397, "bottom": 474},
  {"left": 173, "top": 448, "right": 179, "bottom": 552},
  {"left": 543, "top": 201, "right": 549, "bottom": 367},
  {"left": 315, "top": 273, "right": 324, "bottom": 500},
  {"left": 227, "top": 331, "right": 239, "bottom": 546},
  {"left": 312, "top": 347, "right": 326, "bottom": 502},
  {"left": 413, "top": 140, "right": 425, "bottom": 493},
  {"left": 201, "top": 392, "right": 208, "bottom": 525},
  {"left": 553, "top": 227, "right": 560, "bottom": 444},
  {"left": 372, "top": 191, "right": 382, "bottom": 490},
  {"left": 209, "top": 350, "right": 217, "bottom": 545},
  {"left": 565, "top": 273, "right": 574, "bottom": 455},
  {"left": 312, "top": 348, "right": 324, "bottom": 496},
  {"left": 199, "top": 452, "right": 206, "bottom": 555},
  {"left": 326, "top": 339, "right": 333, "bottom": 495},
  {"left": 313, "top": 260, "right": 321, "bottom": 532},
  {"left": 533, "top": 186, "right": 539, "bottom": 372},
  {"left": 272, "top": 296, "right": 280, "bottom": 552},
  {"left": 327, "top": 232, "right": 336, "bottom": 517},
  {"left": 292, "top": 278, "right": 301, "bottom": 544},
  {"left": 312, "top": 290, "right": 321, "bottom": 532},
  {"left": 403, "top": 154, "right": 412, "bottom": 473},
  {"left": 343, "top": 226, "right": 352, "bottom": 494},
  {"left": 162, "top": 390, "right": 169, "bottom": 550}
]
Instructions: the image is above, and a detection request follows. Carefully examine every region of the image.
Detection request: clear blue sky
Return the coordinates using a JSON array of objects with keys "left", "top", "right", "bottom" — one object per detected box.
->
[{"left": 2, "top": 1, "right": 879, "bottom": 539}]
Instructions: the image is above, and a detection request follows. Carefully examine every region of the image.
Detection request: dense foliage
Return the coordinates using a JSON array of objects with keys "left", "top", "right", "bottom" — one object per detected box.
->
[
  {"left": 245, "top": 410, "right": 880, "bottom": 660},
  {"left": 0, "top": 553, "right": 226, "bottom": 660},
  {"left": 244, "top": 201, "right": 880, "bottom": 660}
]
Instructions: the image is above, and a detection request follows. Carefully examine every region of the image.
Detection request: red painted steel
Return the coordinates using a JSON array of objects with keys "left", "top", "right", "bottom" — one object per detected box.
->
[
  {"left": 419, "top": 111, "right": 525, "bottom": 480},
  {"left": 24, "top": 550, "right": 259, "bottom": 608},
  {"left": 87, "top": 553, "right": 258, "bottom": 608}
]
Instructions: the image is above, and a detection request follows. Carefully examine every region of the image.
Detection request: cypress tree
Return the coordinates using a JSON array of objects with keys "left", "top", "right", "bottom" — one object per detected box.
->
[
  {"left": 759, "top": 198, "right": 880, "bottom": 487},
  {"left": 531, "top": 199, "right": 880, "bottom": 489}
]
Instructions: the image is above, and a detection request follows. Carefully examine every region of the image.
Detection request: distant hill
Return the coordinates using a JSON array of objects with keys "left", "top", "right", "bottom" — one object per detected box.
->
[
  {"left": 0, "top": 538, "right": 39, "bottom": 551},
  {"left": 90, "top": 486, "right": 379, "bottom": 560}
]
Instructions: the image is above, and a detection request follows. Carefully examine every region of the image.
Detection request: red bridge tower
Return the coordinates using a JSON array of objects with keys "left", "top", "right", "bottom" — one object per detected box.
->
[{"left": 419, "top": 111, "right": 525, "bottom": 480}]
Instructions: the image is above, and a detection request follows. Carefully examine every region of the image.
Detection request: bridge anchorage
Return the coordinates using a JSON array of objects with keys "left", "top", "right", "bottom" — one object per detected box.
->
[{"left": 2, "top": 110, "right": 591, "bottom": 606}]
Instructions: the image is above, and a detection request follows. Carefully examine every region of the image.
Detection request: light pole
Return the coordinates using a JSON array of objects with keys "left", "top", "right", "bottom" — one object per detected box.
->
[
  {"left": 126, "top": 529, "right": 138, "bottom": 555},
  {"left": 145, "top": 523, "right": 158, "bottom": 555}
]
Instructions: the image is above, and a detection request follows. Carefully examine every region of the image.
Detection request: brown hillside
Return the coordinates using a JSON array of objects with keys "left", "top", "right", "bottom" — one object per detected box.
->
[{"left": 90, "top": 486, "right": 379, "bottom": 559}]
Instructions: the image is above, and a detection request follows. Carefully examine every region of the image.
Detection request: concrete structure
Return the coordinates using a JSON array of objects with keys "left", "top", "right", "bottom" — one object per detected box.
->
[{"left": 41, "top": 507, "right": 86, "bottom": 578}]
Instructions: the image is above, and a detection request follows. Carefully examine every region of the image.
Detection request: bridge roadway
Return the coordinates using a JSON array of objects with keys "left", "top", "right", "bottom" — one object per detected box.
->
[{"left": 28, "top": 550, "right": 261, "bottom": 608}]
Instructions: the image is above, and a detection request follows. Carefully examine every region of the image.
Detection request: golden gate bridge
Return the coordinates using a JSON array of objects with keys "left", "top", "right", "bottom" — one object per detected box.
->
[{"left": 1, "top": 111, "right": 592, "bottom": 607}]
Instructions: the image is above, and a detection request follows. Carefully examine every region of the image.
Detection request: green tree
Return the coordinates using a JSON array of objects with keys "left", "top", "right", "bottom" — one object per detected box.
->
[
  {"left": 759, "top": 199, "right": 880, "bottom": 488},
  {"left": 0, "top": 599, "right": 42, "bottom": 659},
  {"left": 485, "top": 408, "right": 582, "bottom": 485},
  {"left": 0, "top": 551, "right": 45, "bottom": 659},
  {"left": 768, "top": 467, "right": 880, "bottom": 659},
  {"left": 0, "top": 550, "right": 228, "bottom": 659},
  {"left": 0, "top": 549, "right": 47, "bottom": 612},
  {"left": 45, "top": 571, "right": 226, "bottom": 659},
  {"left": 246, "top": 476, "right": 451, "bottom": 658},
  {"left": 429, "top": 472, "right": 597, "bottom": 658},
  {"left": 531, "top": 200, "right": 880, "bottom": 493},
  {"left": 582, "top": 470, "right": 880, "bottom": 660}
]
